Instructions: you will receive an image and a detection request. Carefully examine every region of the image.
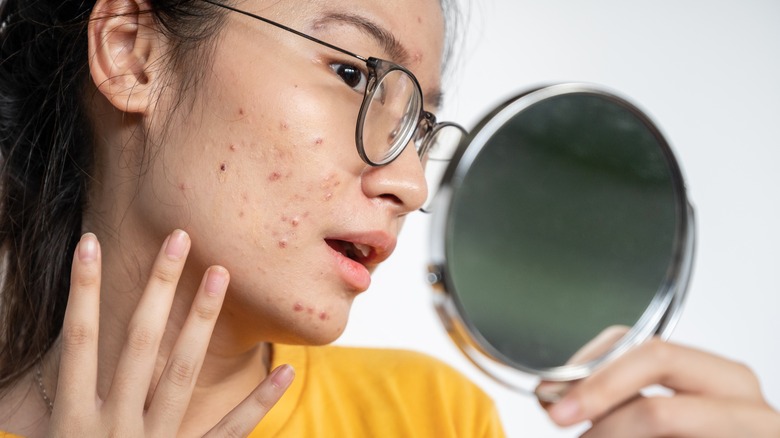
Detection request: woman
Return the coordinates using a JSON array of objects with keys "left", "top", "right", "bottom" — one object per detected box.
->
[{"left": 0, "top": 0, "right": 778, "bottom": 436}]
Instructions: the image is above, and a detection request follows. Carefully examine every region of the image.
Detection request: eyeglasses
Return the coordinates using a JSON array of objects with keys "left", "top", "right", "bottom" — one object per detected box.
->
[{"left": 203, "top": 0, "right": 466, "bottom": 210}]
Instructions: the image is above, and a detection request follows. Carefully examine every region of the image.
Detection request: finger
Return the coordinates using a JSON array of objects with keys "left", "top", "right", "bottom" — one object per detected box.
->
[
  {"left": 56, "top": 233, "right": 102, "bottom": 410},
  {"left": 535, "top": 326, "right": 630, "bottom": 404},
  {"left": 146, "top": 266, "right": 229, "bottom": 433},
  {"left": 566, "top": 325, "right": 630, "bottom": 366},
  {"left": 203, "top": 365, "right": 294, "bottom": 438},
  {"left": 546, "top": 339, "right": 764, "bottom": 426},
  {"left": 106, "top": 229, "right": 191, "bottom": 411},
  {"left": 582, "top": 395, "right": 780, "bottom": 438}
]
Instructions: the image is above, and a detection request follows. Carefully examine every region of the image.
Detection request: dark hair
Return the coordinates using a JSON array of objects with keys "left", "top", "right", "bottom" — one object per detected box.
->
[{"left": 0, "top": 0, "right": 231, "bottom": 393}]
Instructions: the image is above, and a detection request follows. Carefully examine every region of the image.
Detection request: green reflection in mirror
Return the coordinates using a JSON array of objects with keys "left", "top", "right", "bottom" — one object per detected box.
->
[{"left": 447, "top": 93, "right": 678, "bottom": 369}]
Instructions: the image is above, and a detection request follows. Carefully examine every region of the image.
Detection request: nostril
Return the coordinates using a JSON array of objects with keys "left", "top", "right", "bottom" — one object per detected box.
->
[{"left": 379, "top": 193, "right": 402, "bottom": 205}]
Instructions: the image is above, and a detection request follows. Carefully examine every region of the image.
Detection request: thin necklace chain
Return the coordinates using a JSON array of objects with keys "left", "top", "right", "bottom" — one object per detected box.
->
[{"left": 35, "top": 361, "right": 54, "bottom": 414}]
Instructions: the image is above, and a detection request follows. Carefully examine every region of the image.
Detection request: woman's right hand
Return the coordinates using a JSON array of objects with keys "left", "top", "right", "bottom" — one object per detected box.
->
[{"left": 49, "top": 231, "right": 293, "bottom": 437}]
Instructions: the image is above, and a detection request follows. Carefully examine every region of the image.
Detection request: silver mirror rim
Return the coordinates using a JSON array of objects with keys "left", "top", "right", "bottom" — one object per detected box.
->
[{"left": 427, "top": 82, "right": 697, "bottom": 389}]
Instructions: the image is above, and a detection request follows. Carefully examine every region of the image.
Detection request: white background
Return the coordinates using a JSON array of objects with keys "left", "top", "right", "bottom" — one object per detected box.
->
[{"left": 337, "top": 1, "right": 780, "bottom": 436}]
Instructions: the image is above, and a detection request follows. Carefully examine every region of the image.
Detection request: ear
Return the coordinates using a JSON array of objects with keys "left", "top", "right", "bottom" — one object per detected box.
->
[{"left": 88, "top": 0, "right": 162, "bottom": 114}]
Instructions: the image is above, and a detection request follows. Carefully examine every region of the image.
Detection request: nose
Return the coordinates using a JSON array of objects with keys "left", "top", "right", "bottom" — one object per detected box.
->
[{"left": 360, "top": 141, "right": 427, "bottom": 214}]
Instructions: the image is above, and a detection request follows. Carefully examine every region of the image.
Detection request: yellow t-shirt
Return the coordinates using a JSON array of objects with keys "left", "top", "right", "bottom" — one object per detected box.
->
[
  {"left": 1, "top": 345, "right": 505, "bottom": 437},
  {"left": 253, "top": 344, "right": 506, "bottom": 437}
]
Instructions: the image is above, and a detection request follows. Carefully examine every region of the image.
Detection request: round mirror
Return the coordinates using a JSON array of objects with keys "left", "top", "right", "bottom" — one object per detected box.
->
[{"left": 428, "top": 83, "right": 695, "bottom": 393}]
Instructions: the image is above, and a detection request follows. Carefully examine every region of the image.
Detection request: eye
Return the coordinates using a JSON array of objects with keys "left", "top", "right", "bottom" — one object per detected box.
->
[{"left": 330, "top": 62, "right": 368, "bottom": 93}]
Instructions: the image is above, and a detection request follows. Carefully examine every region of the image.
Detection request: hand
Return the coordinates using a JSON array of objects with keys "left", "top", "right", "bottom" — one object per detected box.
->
[
  {"left": 49, "top": 231, "right": 293, "bottom": 437},
  {"left": 538, "top": 338, "right": 780, "bottom": 437}
]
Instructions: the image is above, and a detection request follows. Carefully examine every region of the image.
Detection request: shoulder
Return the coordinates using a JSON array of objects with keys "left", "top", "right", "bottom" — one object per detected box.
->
[{"left": 303, "top": 345, "right": 506, "bottom": 436}]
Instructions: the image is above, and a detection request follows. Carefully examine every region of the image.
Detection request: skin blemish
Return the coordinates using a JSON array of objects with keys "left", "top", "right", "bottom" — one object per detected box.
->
[
  {"left": 217, "top": 163, "right": 228, "bottom": 183},
  {"left": 238, "top": 211, "right": 245, "bottom": 218},
  {"left": 314, "top": 137, "right": 323, "bottom": 146},
  {"left": 324, "top": 192, "right": 333, "bottom": 201},
  {"left": 268, "top": 171, "right": 282, "bottom": 182},
  {"left": 319, "top": 311, "right": 329, "bottom": 321},
  {"left": 293, "top": 303, "right": 304, "bottom": 312},
  {"left": 278, "top": 239, "right": 288, "bottom": 249},
  {"left": 291, "top": 217, "right": 300, "bottom": 227},
  {"left": 280, "top": 120, "right": 289, "bottom": 130},
  {"left": 238, "top": 108, "right": 245, "bottom": 116},
  {"left": 229, "top": 144, "right": 238, "bottom": 152},
  {"left": 307, "top": 307, "right": 314, "bottom": 315}
]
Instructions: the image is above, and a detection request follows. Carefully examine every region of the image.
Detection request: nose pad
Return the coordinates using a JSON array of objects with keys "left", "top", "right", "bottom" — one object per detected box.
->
[{"left": 360, "top": 139, "right": 427, "bottom": 213}]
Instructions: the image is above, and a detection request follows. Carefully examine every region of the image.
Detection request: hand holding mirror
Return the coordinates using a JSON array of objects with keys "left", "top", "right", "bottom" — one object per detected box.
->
[{"left": 426, "top": 83, "right": 695, "bottom": 396}]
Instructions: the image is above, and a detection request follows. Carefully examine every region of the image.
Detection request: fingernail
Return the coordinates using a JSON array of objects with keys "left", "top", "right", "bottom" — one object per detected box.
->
[
  {"left": 535, "top": 382, "right": 570, "bottom": 403},
  {"left": 165, "top": 229, "right": 189, "bottom": 260},
  {"left": 78, "top": 233, "right": 98, "bottom": 262},
  {"left": 270, "top": 364, "right": 295, "bottom": 389},
  {"left": 204, "top": 267, "right": 228, "bottom": 296},
  {"left": 550, "top": 397, "right": 580, "bottom": 425}
]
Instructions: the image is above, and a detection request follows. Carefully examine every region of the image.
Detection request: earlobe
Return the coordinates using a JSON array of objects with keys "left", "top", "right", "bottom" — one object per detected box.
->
[{"left": 88, "top": 0, "right": 160, "bottom": 114}]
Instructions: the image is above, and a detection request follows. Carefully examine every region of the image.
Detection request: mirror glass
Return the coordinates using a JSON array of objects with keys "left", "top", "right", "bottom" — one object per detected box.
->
[{"left": 429, "top": 84, "right": 694, "bottom": 386}]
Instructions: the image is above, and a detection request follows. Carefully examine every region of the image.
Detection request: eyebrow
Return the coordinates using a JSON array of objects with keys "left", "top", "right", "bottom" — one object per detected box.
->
[
  {"left": 313, "top": 12, "right": 411, "bottom": 65},
  {"left": 313, "top": 12, "right": 444, "bottom": 110}
]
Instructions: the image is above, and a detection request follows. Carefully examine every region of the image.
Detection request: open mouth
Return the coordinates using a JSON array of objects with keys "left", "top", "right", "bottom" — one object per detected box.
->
[{"left": 326, "top": 239, "right": 373, "bottom": 264}]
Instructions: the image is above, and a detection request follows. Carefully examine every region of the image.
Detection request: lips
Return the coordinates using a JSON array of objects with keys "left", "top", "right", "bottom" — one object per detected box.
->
[{"left": 325, "top": 231, "right": 397, "bottom": 291}]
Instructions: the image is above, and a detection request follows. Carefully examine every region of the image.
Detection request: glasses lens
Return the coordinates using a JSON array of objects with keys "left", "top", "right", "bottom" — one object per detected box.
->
[
  {"left": 361, "top": 69, "right": 421, "bottom": 164},
  {"left": 421, "top": 124, "right": 466, "bottom": 212}
]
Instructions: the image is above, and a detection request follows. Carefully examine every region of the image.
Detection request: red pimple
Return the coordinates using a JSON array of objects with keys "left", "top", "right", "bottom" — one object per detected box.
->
[
  {"left": 293, "top": 303, "right": 304, "bottom": 312},
  {"left": 238, "top": 211, "right": 245, "bottom": 218},
  {"left": 314, "top": 137, "right": 323, "bottom": 145},
  {"left": 268, "top": 171, "right": 282, "bottom": 181},
  {"left": 319, "top": 311, "right": 329, "bottom": 321},
  {"left": 238, "top": 108, "right": 245, "bottom": 116},
  {"left": 278, "top": 239, "right": 288, "bottom": 249},
  {"left": 280, "top": 121, "right": 289, "bottom": 130},
  {"left": 230, "top": 144, "right": 237, "bottom": 152},
  {"left": 219, "top": 163, "right": 227, "bottom": 172},
  {"left": 291, "top": 217, "right": 300, "bottom": 227}
]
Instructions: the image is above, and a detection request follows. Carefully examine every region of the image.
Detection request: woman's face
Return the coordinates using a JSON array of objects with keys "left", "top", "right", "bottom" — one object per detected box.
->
[{"left": 128, "top": 0, "right": 445, "bottom": 345}]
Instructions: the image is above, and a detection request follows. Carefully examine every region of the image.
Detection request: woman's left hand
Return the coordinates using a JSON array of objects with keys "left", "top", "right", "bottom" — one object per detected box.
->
[{"left": 539, "top": 339, "right": 780, "bottom": 437}]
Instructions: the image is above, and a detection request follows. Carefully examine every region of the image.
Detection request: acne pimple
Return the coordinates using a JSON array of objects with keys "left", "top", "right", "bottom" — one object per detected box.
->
[
  {"left": 268, "top": 171, "right": 282, "bottom": 182},
  {"left": 229, "top": 144, "right": 238, "bottom": 152},
  {"left": 324, "top": 193, "right": 333, "bottom": 201},
  {"left": 291, "top": 217, "right": 300, "bottom": 227},
  {"left": 319, "top": 311, "right": 329, "bottom": 321},
  {"left": 314, "top": 137, "right": 323, "bottom": 145},
  {"left": 278, "top": 239, "right": 288, "bottom": 249},
  {"left": 280, "top": 121, "right": 289, "bottom": 130},
  {"left": 219, "top": 163, "right": 227, "bottom": 172},
  {"left": 417, "top": 16, "right": 422, "bottom": 24},
  {"left": 238, "top": 108, "right": 245, "bottom": 116},
  {"left": 293, "top": 303, "right": 304, "bottom": 312}
]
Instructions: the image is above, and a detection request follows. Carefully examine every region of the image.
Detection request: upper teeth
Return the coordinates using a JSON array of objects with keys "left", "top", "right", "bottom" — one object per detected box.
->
[{"left": 353, "top": 243, "right": 371, "bottom": 258}]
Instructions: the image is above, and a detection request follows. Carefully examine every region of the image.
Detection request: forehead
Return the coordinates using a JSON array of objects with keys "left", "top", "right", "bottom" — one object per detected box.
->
[{"left": 261, "top": 0, "right": 446, "bottom": 104}]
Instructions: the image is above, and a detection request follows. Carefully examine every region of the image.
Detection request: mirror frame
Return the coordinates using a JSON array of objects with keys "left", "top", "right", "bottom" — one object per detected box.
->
[{"left": 427, "top": 83, "right": 696, "bottom": 390}]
